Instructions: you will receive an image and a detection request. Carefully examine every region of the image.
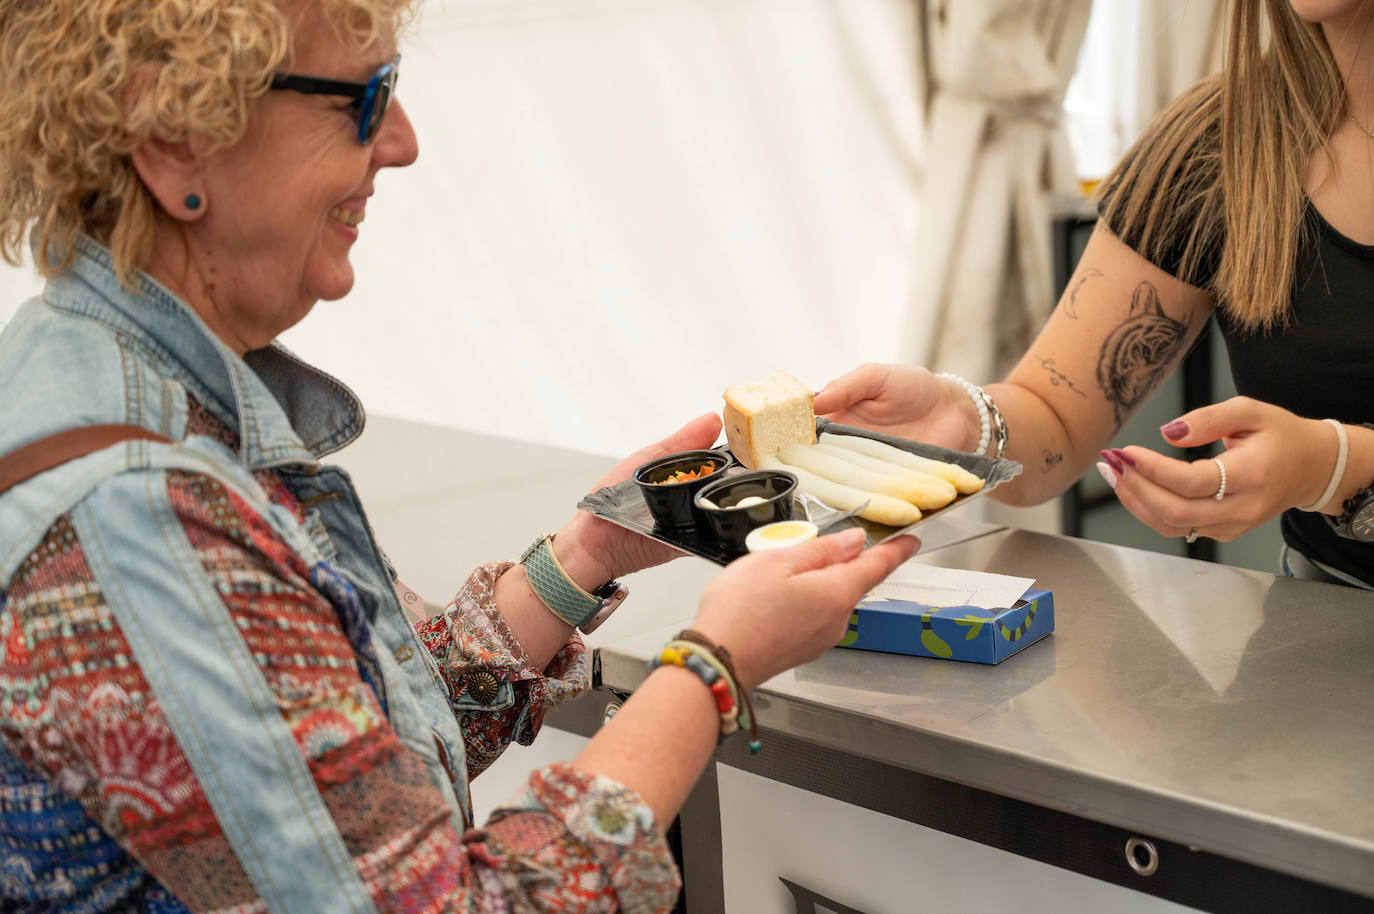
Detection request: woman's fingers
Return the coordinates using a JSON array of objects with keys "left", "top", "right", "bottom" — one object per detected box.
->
[
  {"left": 1111, "top": 468, "right": 1208, "bottom": 537},
  {"left": 778, "top": 527, "right": 866, "bottom": 571},
  {"left": 694, "top": 531, "right": 918, "bottom": 688},
  {"left": 1110, "top": 447, "right": 1228, "bottom": 500},
  {"left": 590, "top": 412, "right": 723, "bottom": 491},
  {"left": 830, "top": 534, "right": 920, "bottom": 603},
  {"left": 794, "top": 532, "right": 919, "bottom": 603},
  {"left": 1109, "top": 450, "right": 1249, "bottom": 541},
  {"left": 657, "top": 411, "right": 725, "bottom": 454},
  {"left": 814, "top": 364, "right": 886, "bottom": 415},
  {"left": 1159, "top": 396, "right": 1261, "bottom": 448},
  {"left": 1117, "top": 398, "right": 1336, "bottom": 542}
]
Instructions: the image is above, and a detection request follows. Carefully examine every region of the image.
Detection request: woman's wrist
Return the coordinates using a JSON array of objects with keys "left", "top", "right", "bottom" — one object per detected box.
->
[
  {"left": 937, "top": 372, "right": 1007, "bottom": 458},
  {"left": 938, "top": 373, "right": 986, "bottom": 453},
  {"left": 550, "top": 514, "right": 617, "bottom": 593},
  {"left": 1297, "top": 418, "right": 1349, "bottom": 513},
  {"left": 1329, "top": 423, "right": 1374, "bottom": 516},
  {"left": 649, "top": 630, "right": 761, "bottom": 752},
  {"left": 683, "top": 620, "right": 761, "bottom": 693}
]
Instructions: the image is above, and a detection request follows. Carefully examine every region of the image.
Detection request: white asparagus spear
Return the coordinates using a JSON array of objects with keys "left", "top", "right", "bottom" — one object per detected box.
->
[
  {"left": 809, "top": 443, "right": 957, "bottom": 504},
  {"left": 819, "top": 432, "right": 984, "bottom": 494},
  {"left": 759, "top": 455, "right": 922, "bottom": 526},
  {"left": 777, "top": 443, "right": 955, "bottom": 510}
]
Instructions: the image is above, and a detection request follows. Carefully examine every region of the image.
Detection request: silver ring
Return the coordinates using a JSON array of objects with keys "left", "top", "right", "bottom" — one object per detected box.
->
[
  {"left": 1185, "top": 526, "right": 1199, "bottom": 544},
  {"left": 1212, "top": 456, "right": 1227, "bottom": 500}
]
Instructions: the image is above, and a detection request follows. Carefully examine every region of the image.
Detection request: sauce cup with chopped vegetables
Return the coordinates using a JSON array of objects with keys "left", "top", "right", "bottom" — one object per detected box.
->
[{"left": 633, "top": 449, "right": 734, "bottom": 529}]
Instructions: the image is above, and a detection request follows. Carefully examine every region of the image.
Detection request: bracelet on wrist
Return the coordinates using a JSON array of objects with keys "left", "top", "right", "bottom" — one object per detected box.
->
[
  {"left": 519, "top": 534, "right": 627, "bottom": 633},
  {"left": 647, "top": 630, "right": 760, "bottom": 753},
  {"left": 1297, "top": 419, "right": 1348, "bottom": 512},
  {"left": 937, "top": 372, "right": 1008, "bottom": 459}
]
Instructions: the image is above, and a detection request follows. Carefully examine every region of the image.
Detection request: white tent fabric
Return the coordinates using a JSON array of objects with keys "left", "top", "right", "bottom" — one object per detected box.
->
[
  {"left": 901, "top": 0, "right": 1091, "bottom": 384},
  {"left": 1066, "top": 0, "right": 1224, "bottom": 179},
  {"left": 277, "top": 0, "right": 926, "bottom": 459},
  {"left": 1128, "top": 0, "right": 1225, "bottom": 150},
  {"left": 0, "top": 0, "right": 926, "bottom": 460},
  {"left": 0, "top": 0, "right": 1229, "bottom": 464}
]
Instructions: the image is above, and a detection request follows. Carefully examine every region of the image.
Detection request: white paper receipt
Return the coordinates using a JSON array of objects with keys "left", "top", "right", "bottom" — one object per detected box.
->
[{"left": 868, "top": 562, "right": 1035, "bottom": 610}]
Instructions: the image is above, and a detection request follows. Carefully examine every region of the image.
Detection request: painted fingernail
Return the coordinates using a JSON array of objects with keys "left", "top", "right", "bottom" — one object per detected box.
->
[
  {"left": 1096, "top": 461, "right": 1118, "bottom": 490},
  {"left": 1161, "top": 420, "right": 1189, "bottom": 441},
  {"left": 1112, "top": 448, "right": 1137, "bottom": 468},
  {"left": 1099, "top": 449, "right": 1123, "bottom": 473}
]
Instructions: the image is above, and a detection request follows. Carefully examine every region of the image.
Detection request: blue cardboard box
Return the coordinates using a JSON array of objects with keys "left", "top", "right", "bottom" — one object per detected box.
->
[{"left": 838, "top": 588, "right": 1054, "bottom": 664}]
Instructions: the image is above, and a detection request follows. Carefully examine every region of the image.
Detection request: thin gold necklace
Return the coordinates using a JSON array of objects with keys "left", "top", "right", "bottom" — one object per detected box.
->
[{"left": 1350, "top": 109, "right": 1374, "bottom": 139}]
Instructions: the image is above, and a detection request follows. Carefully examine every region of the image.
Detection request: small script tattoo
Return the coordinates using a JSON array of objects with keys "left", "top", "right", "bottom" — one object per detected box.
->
[
  {"left": 1064, "top": 267, "right": 1103, "bottom": 319},
  {"left": 1036, "top": 356, "right": 1088, "bottom": 398},
  {"left": 1096, "top": 281, "right": 1188, "bottom": 427},
  {"left": 1040, "top": 450, "right": 1063, "bottom": 474}
]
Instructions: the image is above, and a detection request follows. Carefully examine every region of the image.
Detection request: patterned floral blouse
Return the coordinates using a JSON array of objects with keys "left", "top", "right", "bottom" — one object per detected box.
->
[{"left": 0, "top": 403, "right": 679, "bottom": 912}]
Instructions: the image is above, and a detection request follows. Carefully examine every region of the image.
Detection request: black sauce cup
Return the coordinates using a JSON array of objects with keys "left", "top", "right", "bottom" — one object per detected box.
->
[
  {"left": 693, "top": 469, "right": 798, "bottom": 553},
  {"left": 633, "top": 449, "right": 735, "bottom": 530}
]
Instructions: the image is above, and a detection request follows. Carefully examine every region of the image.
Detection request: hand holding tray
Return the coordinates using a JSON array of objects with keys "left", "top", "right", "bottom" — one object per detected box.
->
[{"left": 578, "top": 419, "right": 1021, "bottom": 566}]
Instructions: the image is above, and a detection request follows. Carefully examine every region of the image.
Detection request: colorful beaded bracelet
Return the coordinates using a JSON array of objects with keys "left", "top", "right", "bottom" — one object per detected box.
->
[{"left": 648, "top": 631, "right": 761, "bottom": 753}]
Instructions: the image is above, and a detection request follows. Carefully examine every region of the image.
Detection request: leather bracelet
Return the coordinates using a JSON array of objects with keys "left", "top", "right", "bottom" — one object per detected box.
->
[
  {"left": 519, "top": 534, "right": 627, "bottom": 632},
  {"left": 648, "top": 641, "right": 742, "bottom": 744},
  {"left": 675, "top": 628, "right": 761, "bottom": 753}
]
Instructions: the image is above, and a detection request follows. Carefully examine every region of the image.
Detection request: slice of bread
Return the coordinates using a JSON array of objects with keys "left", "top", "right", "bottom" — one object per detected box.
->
[{"left": 722, "top": 370, "right": 816, "bottom": 469}]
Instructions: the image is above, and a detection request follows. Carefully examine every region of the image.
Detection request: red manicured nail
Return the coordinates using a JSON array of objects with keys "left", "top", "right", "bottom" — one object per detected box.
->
[
  {"left": 1161, "top": 420, "right": 1189, "bottom": 441},
  {"left": 1099, "top": 449, "right": 1123, "bottom": 473},
  {"left": 1112, "top": 448, "right": 1137, "bottom": 468}
]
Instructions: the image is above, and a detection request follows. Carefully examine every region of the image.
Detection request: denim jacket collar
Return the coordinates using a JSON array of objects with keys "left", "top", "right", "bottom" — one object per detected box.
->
[{"left": 45, "top": 236, "right": 365, "bottom": 467}]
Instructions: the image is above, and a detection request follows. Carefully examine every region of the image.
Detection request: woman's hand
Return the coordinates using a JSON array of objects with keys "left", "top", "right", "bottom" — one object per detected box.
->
[
  {"left": 814, "top": 363, "right": 977, "bottom": 451},
  {"left": 569, "top": 528, "right": 917, "bottom": 830},
  {"left": 554, "top": 412, "right": 723, "bottom": 586},
  {"left": 1100, "top": 396, "right": 1339, "bottom": 542},
  {"left": 687, "top": 529, "right": 919, "bottom": 691}
]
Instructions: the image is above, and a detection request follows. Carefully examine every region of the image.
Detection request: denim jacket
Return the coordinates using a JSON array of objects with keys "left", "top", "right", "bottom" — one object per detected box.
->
[{"left": 0, "top": 237, "right": 472, "bottom": 912}]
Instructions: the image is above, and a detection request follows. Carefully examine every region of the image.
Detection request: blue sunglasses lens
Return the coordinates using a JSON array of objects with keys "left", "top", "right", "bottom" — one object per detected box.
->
[{"left": 359, "top": 62, "right": 398, "bottom": 144}]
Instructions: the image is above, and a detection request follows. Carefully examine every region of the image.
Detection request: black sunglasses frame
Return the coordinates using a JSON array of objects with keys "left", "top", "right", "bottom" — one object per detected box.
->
[{"left": 269, "top": 54, "right": 400, "bottom": 145}]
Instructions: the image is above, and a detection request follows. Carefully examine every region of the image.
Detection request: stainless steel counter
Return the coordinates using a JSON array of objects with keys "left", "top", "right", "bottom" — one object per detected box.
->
[
  {"left": 337, "top": 417, "right": 1374, "bottom": 906},
  {"left": 600, "top": 527, "right": 1374, "bottom": 899}
]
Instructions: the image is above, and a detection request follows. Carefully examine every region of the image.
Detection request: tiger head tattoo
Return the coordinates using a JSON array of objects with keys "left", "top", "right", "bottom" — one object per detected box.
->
[{"left": 1096, "top": 282, "right": 1187, "bottom": 428}]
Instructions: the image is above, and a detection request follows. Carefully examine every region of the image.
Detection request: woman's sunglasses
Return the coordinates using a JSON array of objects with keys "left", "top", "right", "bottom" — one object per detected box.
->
[{"left": 269, "top": 55, "right": 399, "bottom": 145}]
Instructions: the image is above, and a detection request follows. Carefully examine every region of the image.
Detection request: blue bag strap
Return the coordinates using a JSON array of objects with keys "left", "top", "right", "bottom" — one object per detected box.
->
[{"left": 74, "top": 466, "right": 377, "bottom": 914}]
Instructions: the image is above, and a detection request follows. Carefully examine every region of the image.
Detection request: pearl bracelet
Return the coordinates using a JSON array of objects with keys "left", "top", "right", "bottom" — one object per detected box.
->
[{"left": 937, "top": 372, "right": 1007, "bottom": 458}]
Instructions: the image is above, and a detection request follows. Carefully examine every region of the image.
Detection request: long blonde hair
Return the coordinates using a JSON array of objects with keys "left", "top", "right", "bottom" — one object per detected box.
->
[
  {"left": 1098, "top": 0, "right": 1345, "bottom": 333},
  {"left": 0, "top": 0, "right": 414, "bottom": 286}
]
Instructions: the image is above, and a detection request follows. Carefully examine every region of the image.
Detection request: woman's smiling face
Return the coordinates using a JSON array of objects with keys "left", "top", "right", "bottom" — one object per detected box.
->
[{"left": 174, "top": 8, "right": 418, "bottom": 353}]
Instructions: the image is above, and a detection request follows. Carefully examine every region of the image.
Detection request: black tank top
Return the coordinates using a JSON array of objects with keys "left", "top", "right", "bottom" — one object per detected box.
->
[{"left": 1215, "top": 207, "right": 1374, "bottom": 585}]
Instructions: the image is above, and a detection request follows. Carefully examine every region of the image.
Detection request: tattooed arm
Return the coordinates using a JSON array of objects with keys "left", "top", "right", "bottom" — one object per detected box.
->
[
  {"left": 816, "top": 225, "right": 1214, "bottom": 505},
  {"left": 985, "top": 224, "right": 1213, "bottom": 505}
]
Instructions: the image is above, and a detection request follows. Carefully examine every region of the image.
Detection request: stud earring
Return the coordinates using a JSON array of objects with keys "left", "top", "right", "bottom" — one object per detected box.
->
[{"left": 184, "top": 193, "right": 202, "bottom": 211}]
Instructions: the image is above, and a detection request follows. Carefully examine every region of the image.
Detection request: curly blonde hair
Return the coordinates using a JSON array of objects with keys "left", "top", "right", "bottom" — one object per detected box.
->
[{"left": 0, "top": 0, "right": 416, "bottom": 285}]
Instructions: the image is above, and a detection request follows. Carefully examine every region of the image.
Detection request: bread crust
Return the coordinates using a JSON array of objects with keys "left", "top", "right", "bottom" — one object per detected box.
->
[
  {"left": 722, "top": 399, "right": 757, "bottom": 469},
  {"left": 722, "top": 375, "right": 815, "bottom": 470}
]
